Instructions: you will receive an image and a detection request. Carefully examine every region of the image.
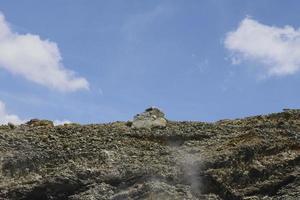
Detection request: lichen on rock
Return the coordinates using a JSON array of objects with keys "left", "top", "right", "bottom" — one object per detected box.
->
[
  {"left": 25, "top": 119, "right": 54, "bottom": 127},
  {"left": 132, "top": 107, "right": 167, "bottom": 129},
  {"left": 0, "top": 109, "right": 299, "bottom": 200}
]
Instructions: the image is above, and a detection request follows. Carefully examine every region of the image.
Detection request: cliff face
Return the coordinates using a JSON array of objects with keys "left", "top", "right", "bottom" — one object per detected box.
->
[{"left": 0, "top": 110, "right": 299, "bottom": 200}]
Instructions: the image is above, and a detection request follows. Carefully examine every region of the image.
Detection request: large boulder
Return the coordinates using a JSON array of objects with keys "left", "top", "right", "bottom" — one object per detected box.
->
[
  {"left": 26, "top": 119, "right": 54, "bottom": 127},
  {"left": 132, "top": 107, "right": 167, "bottom": 129}
]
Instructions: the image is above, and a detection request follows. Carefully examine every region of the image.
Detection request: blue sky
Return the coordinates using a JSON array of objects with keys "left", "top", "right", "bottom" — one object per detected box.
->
[{"left": 0, "top": 0, "right": 300, "bottom": 124}]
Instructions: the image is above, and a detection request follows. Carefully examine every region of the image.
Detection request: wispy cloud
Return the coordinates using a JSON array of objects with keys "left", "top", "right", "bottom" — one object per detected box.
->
[
  {"left": 0, "top": 100, "right": 24, "bottom": 124},
  {"left": 122, "top": 5, "right": 171, "bottom": 41},
  {"left": 0, "top": 12, "right": 89, "bottom": 92},
  {"left": 225, "top": 17, "right": 300, "bottom": 76}
]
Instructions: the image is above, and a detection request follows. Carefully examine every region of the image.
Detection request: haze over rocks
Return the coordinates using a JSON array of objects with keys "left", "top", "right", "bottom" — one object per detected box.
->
[{"left": 0, "top": 108, "right": 299, "bottom": 199}]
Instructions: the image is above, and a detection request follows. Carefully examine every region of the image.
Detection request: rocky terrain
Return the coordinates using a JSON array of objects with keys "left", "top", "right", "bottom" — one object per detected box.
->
[{"left": 0, "top": 108, "right": 299, "bottom": 200}]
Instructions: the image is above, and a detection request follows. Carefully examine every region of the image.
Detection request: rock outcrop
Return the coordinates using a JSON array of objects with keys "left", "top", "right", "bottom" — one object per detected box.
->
[
  {"left": 131, "top": 107, "right": 167, "bottom": 129},
  {"left": 25, "top": 119, "right": 54, "bottom": 127},
  {"left": 0, "top": 109, "right": 299, "bottom": 199}
]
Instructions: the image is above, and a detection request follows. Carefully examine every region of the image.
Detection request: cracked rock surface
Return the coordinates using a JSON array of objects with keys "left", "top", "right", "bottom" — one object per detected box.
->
[{"left": 0, "top": 110, "right": 299, "bottom": 199}]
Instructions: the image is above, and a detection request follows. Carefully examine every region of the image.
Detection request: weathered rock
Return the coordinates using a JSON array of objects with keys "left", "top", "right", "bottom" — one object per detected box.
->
[
  {"left": 7, "top": 122, "right": 15, "bottom": 129},
  {"left": 25, "top": 119, "right": 54, "bottom": 127},
  {"left": 0, "top": 110, "right": 299, "bottom": 199},
  {"left": 132, "top": 107, "right": 167, "bottom": 129}
]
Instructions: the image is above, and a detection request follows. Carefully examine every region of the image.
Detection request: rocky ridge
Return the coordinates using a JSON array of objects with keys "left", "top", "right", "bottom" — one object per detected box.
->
[{"left": 0, "top": 108, "right": 299, "bottom": 199}]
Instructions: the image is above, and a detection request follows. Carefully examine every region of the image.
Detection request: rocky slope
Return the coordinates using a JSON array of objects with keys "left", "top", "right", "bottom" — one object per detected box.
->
[{"left": 0, "top": 108, "right": 299, "bottom": 200}]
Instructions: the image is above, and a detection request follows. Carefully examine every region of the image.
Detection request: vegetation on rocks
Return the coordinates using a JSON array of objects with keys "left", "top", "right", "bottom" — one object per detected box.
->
[{"left": 0, "top": 108, "right": 299, "bottom": 199}]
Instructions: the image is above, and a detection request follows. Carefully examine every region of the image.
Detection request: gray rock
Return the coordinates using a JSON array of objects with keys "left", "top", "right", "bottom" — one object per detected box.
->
[
  {"left": 132, "top": 107, "right": 167, "bottom": 129},
  {"left": 0, "top": 110, "right": 299, "bottom": 200},
  {"left": 7, "top": 122, "right": 16, "bottom": 129},
  {"left": 25, "top": 119, "right": 54, "bottom": 127}
]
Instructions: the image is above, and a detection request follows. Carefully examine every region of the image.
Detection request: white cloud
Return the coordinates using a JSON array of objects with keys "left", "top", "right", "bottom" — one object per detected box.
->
[
  {"left": 53, "top": 119, "right": 72, "bottom": 126},
  {"left": 224, "top": 17, "right": 300, "bottom": 76},
  {"left": 0, "top": 100, "right": 24, "bottom": 125},
  {"left": 0, "top": 12, "right": 89, "bottom": 92},
  {"left": 0, "top": 99, "right": 73, "bottom": 125}
]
